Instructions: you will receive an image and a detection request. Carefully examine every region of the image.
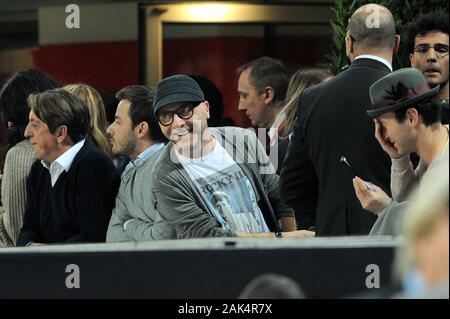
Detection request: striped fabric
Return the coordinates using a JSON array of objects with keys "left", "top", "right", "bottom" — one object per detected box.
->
[{"left": 0, "top": 140, "right": 35, "bottom": 247}]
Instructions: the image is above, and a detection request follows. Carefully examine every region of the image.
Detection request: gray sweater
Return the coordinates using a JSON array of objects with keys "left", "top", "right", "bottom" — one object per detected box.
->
[
  {"left": 370, "top": 141, "right": 449, "bottom": 236},
  {"left": 0, "top": 140, "right": 35, "bottom": 247},
  {"left": 106, "top": 146, "right": 175, "bottom": 242},
  {"left": 150, "top": 127, "right": 294, "bottom": 239}
]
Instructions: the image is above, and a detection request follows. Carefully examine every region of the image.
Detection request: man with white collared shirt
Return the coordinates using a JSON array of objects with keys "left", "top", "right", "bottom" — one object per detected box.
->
[
  {"left": 17, "top": 89, "right": 119, "bottom": 246},
  {"left": 105, "top": 85, "right": 174, "bottom": 242},
  {"left": 42, "top": 138, "right": 85, "bottom": 187},
  {"left": 281, "top": 4, "right": 401, "bottom": 235}
]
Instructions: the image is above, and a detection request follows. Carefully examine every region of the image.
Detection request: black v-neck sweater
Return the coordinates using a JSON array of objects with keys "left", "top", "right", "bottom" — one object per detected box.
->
[{"left": 17, "top": 142, "right": 120, "bottom": 246}]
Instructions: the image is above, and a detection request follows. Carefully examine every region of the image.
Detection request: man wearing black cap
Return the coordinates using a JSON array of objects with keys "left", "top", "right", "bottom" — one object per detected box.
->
[
  {"left": 353, "top": 68, "right": 449, "bottom": 236},
  {"left": 149, "top": 74, "right": 314, "bottom": 239}
]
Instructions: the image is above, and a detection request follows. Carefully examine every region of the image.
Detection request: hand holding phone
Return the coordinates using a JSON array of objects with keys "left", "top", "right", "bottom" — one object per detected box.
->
[{"left": 352, "top": 176, "right": 391, "bottom": 214}]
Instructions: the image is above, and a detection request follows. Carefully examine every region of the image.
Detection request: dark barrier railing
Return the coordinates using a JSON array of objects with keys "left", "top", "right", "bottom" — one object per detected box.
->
[{"left": 0, "top": 236, "right": 401, "bottom": 298}]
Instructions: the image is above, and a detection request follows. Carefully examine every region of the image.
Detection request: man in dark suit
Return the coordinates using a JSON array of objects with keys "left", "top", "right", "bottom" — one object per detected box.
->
[{"left": 280, "top": 4, "right": 400, "bottom": 235}]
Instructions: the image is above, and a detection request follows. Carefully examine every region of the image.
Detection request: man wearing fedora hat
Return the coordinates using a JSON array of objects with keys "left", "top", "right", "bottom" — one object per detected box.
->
[
  {"left": 148, "top": 74, "right": 314, "bottom": 239},
  {"left": 353, "top": 68, "right": 449, "bottom": 236},
  {"left": 281, "top": 4, "right": 400, "bottom": 236}
]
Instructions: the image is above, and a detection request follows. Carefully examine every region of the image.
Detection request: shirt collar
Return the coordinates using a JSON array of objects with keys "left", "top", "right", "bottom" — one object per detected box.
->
[
  {"left": 268, "top": 112, "right": 286, "bottom": 145},
  {"left": 131, "top": 142, "right": 165, "bottom": 167},
  {"left": 41, "top": 139, "right": 85, "bottom": 171},
  {"left": 355, "top": 55, "right": 393, "bottom": 72}
]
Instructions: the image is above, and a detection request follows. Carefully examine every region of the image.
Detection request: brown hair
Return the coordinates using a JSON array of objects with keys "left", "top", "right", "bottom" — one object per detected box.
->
[
  {"left": 27, "top": 89, "right": 90, "bottom": 144},
  {"left": 64, "top": 84, "right": 112, "bottom": 155},
  {"left": 278, "top": 68, "right": 333, "bottom": 138}
]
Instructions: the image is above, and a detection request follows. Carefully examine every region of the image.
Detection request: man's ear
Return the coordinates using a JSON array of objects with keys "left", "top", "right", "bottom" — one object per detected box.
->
[
  {"left": 409, "top": 53, "right": 415, "bottom": 67},
  {"left": 406, "top": 108, "right": 420, "bottom": 127},
  {"left": 203, "top": 101, "right": 210, "bottom": 119},
  {"left": 55, "top": 125, "right": 68, "bottom": 144},
  {"left": 136, "top": 121, "right": 149, "bottom": 138},
  {"left": 345, "top": 34, "right": 353, "bottom": 58},
  {"left": 393, "top": 35, "right": 401, "bottom": 55},
  {"left": 263, "top": 86, "right": 275, "bottom": 105}
]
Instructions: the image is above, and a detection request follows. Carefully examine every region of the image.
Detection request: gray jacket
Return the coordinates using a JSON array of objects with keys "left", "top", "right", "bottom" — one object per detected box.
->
[
  {"left": 106, "top": 147, "right": 175, "bottom": 242},
  {"left": 150, "top": 127, "right": 294, "bottom": 239}
]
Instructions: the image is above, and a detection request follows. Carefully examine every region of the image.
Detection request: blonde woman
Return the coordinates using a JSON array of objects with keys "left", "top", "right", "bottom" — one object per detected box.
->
[
  {"left": 393, "top": 167, "right": 449, "bottom": 298},
  {"left": 278, "top": 68, "right": 333, "bottom": 139},
  {"left": 273, "top": 68, "right": 333, "bottom": 178},
  {"left": 274, "top": 68, "right": 333, "bottom": 229},
  {"left": 64, "top": 84, "right": 112, "bottom": 156}
]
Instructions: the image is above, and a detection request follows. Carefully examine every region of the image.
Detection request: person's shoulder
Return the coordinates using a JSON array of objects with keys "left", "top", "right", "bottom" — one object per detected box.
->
[
  {"left": 28, "top": 159, "right": 46, "bottom": 178},
  {"left": 211, "top": 126, "right": 258, "bottom": 140},
  {"left": 72, "top": 141, "right": 117, "bottom": 174},
  {"left": 211, "top": 126, "right": 260, "bottom": 149},
  {"left": 150, "top": 144, "right": 176, "bottom": 180},
  {"left": 151, "top": 143, "right": 171, "bottom": 164},
  {"left": 149, "top": 146, "right": 193, "bottom": 192},
  {"left": 10, "top": 139, "right": 32, "bottom": 150},
  {"left": 430, "top": 146, "right": 449, "bottom": 169},
  {"left": 5, "top": 140, "right": 34, "bottom": 160},
  {"left": 77, "top": 141, "right": 113, "bottom": 163},
  {"left": 299, "top": 79, "right": 330, "bottom": 106},
  {"left": 211, "top": 126, "right": 252, "bottom": 134},
  {"left": 137, "top": 147, "right": 166, "bottom": 176},
  {"left": 307, "top": 78, "right": 330, "bottom": 93}
]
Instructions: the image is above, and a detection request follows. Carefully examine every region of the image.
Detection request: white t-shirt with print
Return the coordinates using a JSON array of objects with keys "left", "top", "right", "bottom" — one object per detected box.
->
[{"left": 176, "top": 141, "right": 269, "bottom": 233}]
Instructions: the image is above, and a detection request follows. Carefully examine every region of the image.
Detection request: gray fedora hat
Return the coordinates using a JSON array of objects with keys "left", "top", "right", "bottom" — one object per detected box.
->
[
  {"left": 367, "top": 68, "right": 440, "bottom": 118},
  {"left": 153, "top": 74, "right": 205, "bottom": 114}
]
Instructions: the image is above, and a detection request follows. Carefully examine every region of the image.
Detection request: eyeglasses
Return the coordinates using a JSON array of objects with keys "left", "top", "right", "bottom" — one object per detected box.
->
[
  {"left": 157, "top": 102, "right": 199, "bottom": 126},
  {"left": 414, "top": 44, "right": 449, "bottom": 58}
]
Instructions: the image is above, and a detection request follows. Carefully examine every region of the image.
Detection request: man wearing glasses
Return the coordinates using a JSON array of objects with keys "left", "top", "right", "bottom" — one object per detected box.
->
[
  {"left": 406, "top": 12, "right": 449, "bottom": 124},
  {"left": 149, "top": 74, "right": 314, "bottom": 239}
]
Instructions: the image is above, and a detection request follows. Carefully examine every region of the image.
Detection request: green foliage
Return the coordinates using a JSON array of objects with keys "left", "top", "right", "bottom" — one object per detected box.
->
[
  {"left": 324, "top": 0, "right": 449, "bottom": 74},
  {"left": 323, "top": 0, "right": 355, "bottom": 74}
]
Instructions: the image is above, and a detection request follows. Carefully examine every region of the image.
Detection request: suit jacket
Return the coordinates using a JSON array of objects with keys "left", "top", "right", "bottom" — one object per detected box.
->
[{"left": 280, "top": 58, "right": 392, "bottom": 235}]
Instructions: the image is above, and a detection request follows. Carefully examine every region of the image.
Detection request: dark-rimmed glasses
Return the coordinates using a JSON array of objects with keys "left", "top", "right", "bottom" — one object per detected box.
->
[
  {"left": 414, "top": 44, "right": 449, "bottom": 59},
  {"left": 157, "top": 102, "right": 199, "bottom": 126}
]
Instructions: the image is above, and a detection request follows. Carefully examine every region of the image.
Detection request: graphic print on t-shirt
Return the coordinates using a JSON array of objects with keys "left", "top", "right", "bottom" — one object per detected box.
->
[
  {"left": 194, "top": 164, "right": 269, "bottom": 233},
  {"left": 176, "top": 140, "right": 269, "bottom": 233}
]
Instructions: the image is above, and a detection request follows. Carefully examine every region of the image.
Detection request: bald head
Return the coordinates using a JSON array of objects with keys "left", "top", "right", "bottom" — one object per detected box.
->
[{"left": 348, "top": 4, "right": 396, "bottom": 51}]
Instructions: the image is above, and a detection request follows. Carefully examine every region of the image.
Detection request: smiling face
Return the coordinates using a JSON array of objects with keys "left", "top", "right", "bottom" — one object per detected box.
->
[
  {"left": 377, "top": 111, "right": 417, "bottom": 156},
  {"left": 410, "top": 31, "right": 449, "bottom": 88},
  {"left": 24, "top": 110, "right": 60, "bottom": 164},
  {"left": 106, "top": 99, "right": 138, "bottom": 158},
  {"left": 158, "top": 101, "right": 210, "bottom": 157}
]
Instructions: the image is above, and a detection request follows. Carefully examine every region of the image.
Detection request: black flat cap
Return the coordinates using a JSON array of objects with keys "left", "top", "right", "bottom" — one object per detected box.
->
[{"left": 153, "top": 74, "right": 205, "bottom": 114}]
